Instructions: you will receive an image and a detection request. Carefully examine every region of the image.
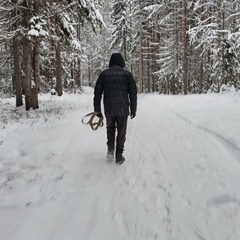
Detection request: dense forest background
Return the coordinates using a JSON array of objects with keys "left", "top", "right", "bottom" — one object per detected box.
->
[{"left": 0, "top": 0, "right": 240, "bottom": 110}]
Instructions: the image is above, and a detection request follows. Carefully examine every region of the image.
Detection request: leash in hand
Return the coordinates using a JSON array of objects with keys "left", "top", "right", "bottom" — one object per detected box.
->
[{"left": 82, "top": 112, "right": 104, "bottom": 130}]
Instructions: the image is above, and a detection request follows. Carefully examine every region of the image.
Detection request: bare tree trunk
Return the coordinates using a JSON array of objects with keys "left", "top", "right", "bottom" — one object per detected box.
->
[
  {"left": 77, "top": 58, "right": 81, "bottom": 88},
  {"left": 222, "top": 11, "right": 227, "bottom": 85},
  {"left": 32, "top": 0, "right": 42, "bottom": 108},
  {"left": 22, "top": 37, "right": 32, "bottom": 111},
  {"left": 49, "top": 0, "right": 62, "bottom": 96},
  {"left": 146, "top": 24, "right": 151, "bottom": 93},
  {"left": 22, "top": 0, "right": 33, "bottom": 110},
  {"left": 12, "top": 0, "right": 23, "bottom": 107},
  {"left": 32, "top": 45, "right": 39, "bottom": 108},
  {"left": 49, "top": 0, "right": 55, "bottom": 92},
  {"left": 151, "top": 20, "right": 157, "bottom": 93},
  {"left": 13, "top": 36, "right": 23, "bottom": 107},
  {"left": 71, "top": 61, "right": 74, "bottom": 79},
  {"left": 129, "top": 2, "right": 133, "bottom": 74},
  {"left": 174, "top": 3, "right": 180, "bottom": 94},
  {"left": 183, "top": 0, "right": 188, "bottom": 95},
  {"left": 21, "top": 0, "right": 41, "bottom": 110},
  {"left": 88, "top": 55, "right": 91, "bottom": 87},
  {"left": 199, "top": 5, "right": 204, "bottom": 93},
  {"left": 11, "top": 1, "right": 22, "bottom": 105},
  {"left": 138, "top": 24, "right": 143, "bottom": 93},
  {"left": 33, "top": 0, "right": 41, "bottom": 94},
  {"left": 76, "top": 23, "right": 81, "bottom": 89},
  {"left": 88, "top": 53, "right": 93, "bottom": 87},
  {"left": 55, "top": 39, "right": 63, "bottom": 96},
  {"left": 123, "top": 28, "right": 127, "bottom": 63}
]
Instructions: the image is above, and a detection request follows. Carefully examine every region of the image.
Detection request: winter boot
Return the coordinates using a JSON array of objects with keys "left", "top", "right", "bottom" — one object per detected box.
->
[
  {"left": 106, "top": 150, "right": 114, "bottom": 161},
  {"left": 106, "top": 142, "right": 114, "bottom": 161},
  {"left": 116, "top": 151, "right": 125, "bottom": 164}
]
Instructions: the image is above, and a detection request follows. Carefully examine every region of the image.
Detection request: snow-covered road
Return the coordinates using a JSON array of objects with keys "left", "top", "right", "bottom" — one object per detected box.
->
[{"left": 1, "top": 89, "right": 240, "bottom": 240}]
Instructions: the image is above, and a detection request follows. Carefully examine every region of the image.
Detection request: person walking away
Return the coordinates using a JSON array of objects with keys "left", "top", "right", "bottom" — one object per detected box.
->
[{"left": 93, "top": 53, "right": 137, "bottom": 164}]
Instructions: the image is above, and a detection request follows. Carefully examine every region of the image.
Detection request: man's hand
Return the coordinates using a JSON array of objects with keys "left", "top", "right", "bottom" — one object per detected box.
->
[
  {"left": 96, "top": 112, "right": 103, "bottom": 118},
  {"left": 130, "top": 112, "right": 136, "bottom": 119}
]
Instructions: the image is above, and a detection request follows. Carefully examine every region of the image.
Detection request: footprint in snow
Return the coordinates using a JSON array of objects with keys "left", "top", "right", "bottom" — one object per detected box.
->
[
  {"left": 207, "top": 194, "right": 240, "bottom": 206},
  {"left": 114, "top": 211, "right": 124, "bottom": 224}
]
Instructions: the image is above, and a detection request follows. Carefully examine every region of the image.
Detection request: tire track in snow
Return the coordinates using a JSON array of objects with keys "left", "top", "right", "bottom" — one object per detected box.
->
[
  {"left": 127, "top": 95, "right": 240, "bottom": 239},
  {"left": 170, "top": 109, "right": 240, "bottom": 153},
  {"left": 168, "top": 108, "right": 240, "bottom": 239}
]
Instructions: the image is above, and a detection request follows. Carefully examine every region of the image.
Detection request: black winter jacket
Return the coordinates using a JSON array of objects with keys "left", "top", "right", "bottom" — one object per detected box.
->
[{"left": 94, "top": 53, "right": 137, "bottom": 116}]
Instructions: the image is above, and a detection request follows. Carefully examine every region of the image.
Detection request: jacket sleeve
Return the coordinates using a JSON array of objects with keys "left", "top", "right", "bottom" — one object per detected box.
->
[
  {"left": 128, "top": 73, "right": 137, "bottom": 114},
  {"left": 93, "top": 73, "right": 103, "bottom": 113}
]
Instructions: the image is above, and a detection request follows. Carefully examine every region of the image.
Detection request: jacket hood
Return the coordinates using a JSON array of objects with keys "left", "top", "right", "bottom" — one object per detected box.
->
[{"left": 109, "top": 53, "right": 125, "bottom": 68}]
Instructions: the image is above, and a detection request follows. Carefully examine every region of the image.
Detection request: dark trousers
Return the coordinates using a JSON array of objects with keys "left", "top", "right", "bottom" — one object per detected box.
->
[{"left": 106, "top": 116, "right": 128, "bottom": 153}]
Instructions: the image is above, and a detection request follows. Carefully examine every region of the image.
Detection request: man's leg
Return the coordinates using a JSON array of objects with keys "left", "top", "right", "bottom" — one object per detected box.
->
[
  {"left": 106, "top": 116, "right": 116, "bottom": 152},
  {"left": 116, "top": 116, "right": 128, "bottom": 162}
]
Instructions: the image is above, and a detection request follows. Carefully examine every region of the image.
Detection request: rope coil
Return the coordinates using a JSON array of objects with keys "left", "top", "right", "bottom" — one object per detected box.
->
[{"left": 82, "top": 112, "right": 104, "bottom": 130}]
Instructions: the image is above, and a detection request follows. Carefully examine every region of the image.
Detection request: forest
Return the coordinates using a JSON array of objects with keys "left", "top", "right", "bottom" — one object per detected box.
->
[{"left": 0, "top": 0, "right": 240, "bottom": 110}]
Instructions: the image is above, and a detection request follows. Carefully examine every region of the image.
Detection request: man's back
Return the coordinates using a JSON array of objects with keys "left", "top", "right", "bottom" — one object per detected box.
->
[{"left": 94, "top": 55, "right": 137, "bottom": 117}]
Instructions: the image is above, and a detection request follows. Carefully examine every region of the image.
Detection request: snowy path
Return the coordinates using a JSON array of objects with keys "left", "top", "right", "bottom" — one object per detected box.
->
[{"left": 1, "top": 90, "right": 240, "bottom": 240}]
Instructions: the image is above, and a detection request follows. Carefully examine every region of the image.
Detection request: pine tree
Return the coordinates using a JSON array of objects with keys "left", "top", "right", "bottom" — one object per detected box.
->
[
  {"left": 189, "top": 0, "right": 240, "bottom": 92},
  {"left": 110, "top": 0, "right": 133, "bottom": 65},
  {"left": 0, "top": 0, "right": 105, "bottom": 109}
]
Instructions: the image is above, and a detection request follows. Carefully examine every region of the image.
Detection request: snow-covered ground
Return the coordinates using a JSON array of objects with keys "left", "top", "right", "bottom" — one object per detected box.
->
[{"left": 1, "top": 87, "right": 240, "bottom": 240}]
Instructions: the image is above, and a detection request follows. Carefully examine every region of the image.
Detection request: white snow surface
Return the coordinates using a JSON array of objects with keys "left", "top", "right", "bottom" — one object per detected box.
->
[{"left": 1, "top": 87, "right": 240, "bottom": 240}]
